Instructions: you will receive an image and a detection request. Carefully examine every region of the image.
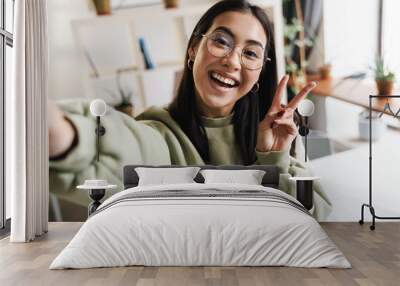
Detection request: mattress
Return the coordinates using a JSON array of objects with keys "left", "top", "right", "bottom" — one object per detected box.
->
[{"left": 50, "top": 183, "right": 350, "bottom": 269}]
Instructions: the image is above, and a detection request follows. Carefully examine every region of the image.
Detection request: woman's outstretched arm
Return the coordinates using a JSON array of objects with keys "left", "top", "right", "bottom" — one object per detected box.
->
[{"left": 48, "top": 100, "right": 77, "bottom": 158}]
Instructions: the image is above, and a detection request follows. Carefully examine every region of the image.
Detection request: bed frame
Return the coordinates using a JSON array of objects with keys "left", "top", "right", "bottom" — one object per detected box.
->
[
  {"left": 122, "top": 165, "right": 314, "bottom": 211},
  {"left": 123, "top": 165, "right": 280, "bottom": 189}
]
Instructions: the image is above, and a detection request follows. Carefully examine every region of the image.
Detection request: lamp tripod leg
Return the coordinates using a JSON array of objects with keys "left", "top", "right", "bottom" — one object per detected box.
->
[
  {"left": 359, "top": 204, "right": 366, "bottom": 225},
  {"left": 370, "top": 206, "right": 376, "bottom": 230},
  {"left": 305, "top": 133, "right": 308, "bottom": 162}
]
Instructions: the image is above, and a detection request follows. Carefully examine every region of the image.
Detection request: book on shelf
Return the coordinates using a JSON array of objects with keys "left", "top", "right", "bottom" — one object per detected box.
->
[{"left": 138, "top": 37, "right": 156, "bottom": 70}]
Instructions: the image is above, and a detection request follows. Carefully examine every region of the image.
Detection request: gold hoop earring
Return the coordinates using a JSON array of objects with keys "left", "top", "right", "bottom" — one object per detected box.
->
[
  {"left": 252, "top": 82, "right": 259, "bottom": 93},
  {"left": 187, "top": 59, "right": 194, "bottom": 70}
]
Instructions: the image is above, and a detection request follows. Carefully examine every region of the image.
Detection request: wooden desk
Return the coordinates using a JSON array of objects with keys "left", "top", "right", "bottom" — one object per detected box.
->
[{"left": 310, "top": 77, "right": 400, "bottom": 115}]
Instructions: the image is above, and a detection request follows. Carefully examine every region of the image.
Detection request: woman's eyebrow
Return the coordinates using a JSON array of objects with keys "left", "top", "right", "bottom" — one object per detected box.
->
[{"left": 212, "top": 26, "right": 265, "bottom": 48}]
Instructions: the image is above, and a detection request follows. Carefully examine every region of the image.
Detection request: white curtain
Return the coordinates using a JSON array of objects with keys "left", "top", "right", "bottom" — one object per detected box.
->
[{"left": 9, "top": 0, "right": 49, "bottom": 242}]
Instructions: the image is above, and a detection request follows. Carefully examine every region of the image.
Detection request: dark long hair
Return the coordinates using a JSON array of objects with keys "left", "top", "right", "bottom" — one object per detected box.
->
[{"left": 169, "top": 0, "right": 278, "bottom": 165}]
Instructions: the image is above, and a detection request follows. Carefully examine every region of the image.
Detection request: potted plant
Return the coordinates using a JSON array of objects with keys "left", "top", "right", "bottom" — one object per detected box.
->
[
  {"left": 115, "top": 94, "right": 134, "bottom": 117},
  {"left": 319, "top": 63, "right": 332, "bottom": 79},
  {"left": 372, "top": 56, "right": 395, "bottom": 96},
  {"left": 283, "top": 0, "right": 314, "bottom": 94},
  {"left": 163, "top": 0, "right": 179, "bottom": 9},
  {"left": 358, "top": 110, "right": 386, "bottom": 141},
  {"left": 114, "top": 71, "right": 134, "bottom": 116},
  {"left": 92, "top": 0, "right": 111, "bottom": 15},
  {"left": 102, "top": 71, "right": 135, "bottom": 117}
]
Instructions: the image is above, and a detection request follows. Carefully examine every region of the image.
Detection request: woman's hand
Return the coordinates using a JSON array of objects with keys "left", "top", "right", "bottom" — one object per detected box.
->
[
  {"left": 256, "top": 75, "right": 317, "bottom": 152},
  {"left": 48, "top": 100, "right": 76, "bottom": 157}
]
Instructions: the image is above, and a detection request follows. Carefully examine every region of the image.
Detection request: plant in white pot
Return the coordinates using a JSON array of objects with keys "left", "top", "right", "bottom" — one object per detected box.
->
[{"left": 358, "top": 110, "right": 386, "bottom": 141}]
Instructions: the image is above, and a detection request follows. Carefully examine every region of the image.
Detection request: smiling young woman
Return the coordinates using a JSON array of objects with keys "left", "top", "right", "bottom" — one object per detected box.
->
[
  {"left": 48, "top": 0, "right": 328, "bottom": 221},
  {"left": 191, "top": 12, "right": 267, "bottom": 117}
]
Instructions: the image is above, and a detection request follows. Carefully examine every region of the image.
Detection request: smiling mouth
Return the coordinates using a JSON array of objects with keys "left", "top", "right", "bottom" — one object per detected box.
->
[{"left": 208, "top": 71, "right": 240, "bottom": 89}]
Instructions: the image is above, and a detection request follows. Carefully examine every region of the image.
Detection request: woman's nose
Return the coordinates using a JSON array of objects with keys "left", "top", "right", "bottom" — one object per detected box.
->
[{"left": 221, "top": 46, "right": 242, "bottom": 70}]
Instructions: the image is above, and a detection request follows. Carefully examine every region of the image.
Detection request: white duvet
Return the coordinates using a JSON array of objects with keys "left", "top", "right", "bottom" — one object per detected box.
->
[{"left": 50, "top": 183, "right": 350, "bottom": 269}]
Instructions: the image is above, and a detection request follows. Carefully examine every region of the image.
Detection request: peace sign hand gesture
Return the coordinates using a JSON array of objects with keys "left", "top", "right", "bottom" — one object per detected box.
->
[{"left": 256, "top": 75, "right": 317, "bottom": 152}]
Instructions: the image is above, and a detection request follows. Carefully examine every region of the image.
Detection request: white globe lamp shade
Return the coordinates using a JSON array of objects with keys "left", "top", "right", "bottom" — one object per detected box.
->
[
  {"left": 90, "top": 99, "right": 107, "bottom": 117},
  {"left": 298, "top": 99, "right": 315, "bottom": 117}
]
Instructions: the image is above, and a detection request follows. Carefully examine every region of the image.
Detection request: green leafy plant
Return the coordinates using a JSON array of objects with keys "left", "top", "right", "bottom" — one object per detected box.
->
[
  {"left": 282, "top": 0, "right": 316, "bottom": 95},
  {"left": 115, "top": 70, "right": 134, "bottom": 107},
  {"left": 284, "top": 18, "right": 315, "bottom": 74},
  {"left": 102, "top": 70, "right": 135, "bottom": 116},
  {"left": 372, "top": 56, "right": 395, "bottom": 82}
]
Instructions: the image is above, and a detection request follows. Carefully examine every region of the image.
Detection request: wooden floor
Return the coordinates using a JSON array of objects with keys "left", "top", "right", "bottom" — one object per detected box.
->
[{"left": 1, "top": 222, "right": 399, "bottom": 286}]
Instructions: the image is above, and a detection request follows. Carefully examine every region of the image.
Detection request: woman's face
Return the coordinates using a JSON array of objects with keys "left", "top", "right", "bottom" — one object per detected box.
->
[{"left": 190, "top": 11, "right": 267, "bottom": 117}]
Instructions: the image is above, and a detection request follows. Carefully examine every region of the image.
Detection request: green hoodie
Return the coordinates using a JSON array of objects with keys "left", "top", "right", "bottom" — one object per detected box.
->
[{"left": 50, "top": 99, "right": 331, "bottom": 221}]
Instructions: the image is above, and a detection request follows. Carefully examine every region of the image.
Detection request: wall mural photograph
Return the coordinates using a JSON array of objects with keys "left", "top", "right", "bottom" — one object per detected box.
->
[
  {"left": 2, "top": 0, "right": 400, "bottom": 284},
  {"left": 48, "top": 0, "right": 330, "bottom": 222}
]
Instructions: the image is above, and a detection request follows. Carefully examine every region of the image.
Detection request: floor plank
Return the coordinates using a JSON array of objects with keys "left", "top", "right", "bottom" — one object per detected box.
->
[{"left": 0, "top": 222, "right": 399, "bottom": 286}]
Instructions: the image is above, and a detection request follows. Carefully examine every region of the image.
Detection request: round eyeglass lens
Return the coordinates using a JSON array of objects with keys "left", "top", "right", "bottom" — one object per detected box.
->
[
  {"left": 205, "top": 31, "right": 265, "bottom": 70},
  {"left": 206, "top": 32, "right": 234, "bottom": 57},
  {"left": 241, "top": 44, "right": 264, "bottom": 69}
]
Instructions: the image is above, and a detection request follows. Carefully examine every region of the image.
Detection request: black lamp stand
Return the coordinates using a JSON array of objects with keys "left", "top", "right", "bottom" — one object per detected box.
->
[
  {"left": 296, "top": 180, "right": 313, "bottom": 210},
  {"left": 294, "top": 114, "right": 314, "bottom": 211},
  {"left": 88, "top": 189, "right": 105, "bottom": 216},
  {"left": 95, "top": 116, "right": 106, "bottom": 162},
  {"left": 299, "top": 116, "right": 310, "bottom": 162},
  {"left": 359, "top": 95, "right": 400, "bottom": 230}
]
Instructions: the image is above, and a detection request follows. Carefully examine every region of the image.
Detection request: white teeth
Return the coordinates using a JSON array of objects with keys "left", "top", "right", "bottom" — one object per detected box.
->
[{"left": 211, "top": 72, "right": 236, "bottom": 86}]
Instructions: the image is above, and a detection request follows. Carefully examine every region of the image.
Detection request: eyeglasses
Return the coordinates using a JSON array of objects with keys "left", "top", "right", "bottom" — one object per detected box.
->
[{"left": 201, "top": 31, "right": 271, "bottom": 70}]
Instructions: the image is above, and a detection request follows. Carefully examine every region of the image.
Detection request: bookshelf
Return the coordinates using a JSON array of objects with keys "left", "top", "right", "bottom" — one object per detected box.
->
[{"left": 70, "top": 0, "right": 286, "bottom": 115}]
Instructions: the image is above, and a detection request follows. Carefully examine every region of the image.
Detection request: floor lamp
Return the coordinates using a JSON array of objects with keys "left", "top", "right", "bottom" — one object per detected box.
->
[
  {"left": 77, "top": 99, "right": 116, "bottom": 217},
  {"left": 90, "top": 99, "right": 107, "bottom": 162},
  {"left": 298, "top": 99, "right": 315, "bottom": 162},
  {"left": 290, "top": 99, "right": 318, "bottom": 211}
]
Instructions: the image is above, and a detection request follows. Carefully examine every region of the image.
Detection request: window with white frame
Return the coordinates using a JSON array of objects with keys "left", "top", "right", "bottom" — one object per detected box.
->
[
  {"left": 0, "top": 0, "right": 14, "bottom": 231},
  {"left": 323, "top": 0, "right": 379, "bottom": 77},
  {"left": 323, "top": 0, "right": 398, "bottom": 80},
  {"left": 382, "top": 0, "right": 400, "bottom": 79}
]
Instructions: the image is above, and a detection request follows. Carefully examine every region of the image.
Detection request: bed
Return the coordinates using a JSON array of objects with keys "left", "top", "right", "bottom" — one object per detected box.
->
[{"left": 50, "top": 165, "right": 350, "bottom": 269}]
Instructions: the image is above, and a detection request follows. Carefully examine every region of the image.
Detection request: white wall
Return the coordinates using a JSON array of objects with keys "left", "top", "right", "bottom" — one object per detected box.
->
[{"left": 48, "top": 0, "right": 92, "bottom": 100}]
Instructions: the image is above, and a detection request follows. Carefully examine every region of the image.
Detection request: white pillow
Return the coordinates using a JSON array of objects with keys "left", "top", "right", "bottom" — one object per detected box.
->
[
  {"left": 135, "top": 167, "right": 201, "bottom": 186},
  {"left": 200, "top": 169, "right": 266, "bottom": 185}
]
